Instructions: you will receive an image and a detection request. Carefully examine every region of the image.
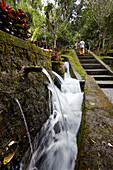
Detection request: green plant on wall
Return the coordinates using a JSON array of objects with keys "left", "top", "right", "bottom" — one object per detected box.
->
[{"left": 31, "top": 26, "right": 41, "bottom": 41}]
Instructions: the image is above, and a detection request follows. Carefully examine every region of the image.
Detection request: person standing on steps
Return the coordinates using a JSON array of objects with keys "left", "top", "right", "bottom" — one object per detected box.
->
[
  {"left": 79, "top": 39, "right": 85, "bottom": 55},
  {"left": 74, "top": 41, "right": 77, "bottom": 49},
  {"left": 86, "top": 40, "right": 90, "bottom": 54}
]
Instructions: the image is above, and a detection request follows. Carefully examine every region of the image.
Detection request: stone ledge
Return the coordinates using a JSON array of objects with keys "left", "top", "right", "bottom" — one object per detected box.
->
[
  {"left": 90, "top": 51, "right": 113, "bottom": 74},
  {"left": 0, "top": 30, "right": 50, "bottom": 56},
  {"left": 76, "top": 75, "right": 113, "bottom": 170}
]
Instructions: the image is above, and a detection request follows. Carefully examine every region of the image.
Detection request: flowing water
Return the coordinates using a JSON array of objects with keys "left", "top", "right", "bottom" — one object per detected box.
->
[
  {"left": 15, "top": 98, "right": 33, "bottom": 154},
  {"left": 42, "top": 68, "right": 68, "bottom": 135},
  {"left": 20, "top": 64, "right": 83, "bottom": 170}
]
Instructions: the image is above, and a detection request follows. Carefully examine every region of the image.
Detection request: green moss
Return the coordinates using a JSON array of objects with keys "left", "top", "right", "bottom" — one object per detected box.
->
[
  {"left": 28, "top": 52, "right": 36, "bottom": 63},
  {"left": 0, "top": 31, "right": 7, "bottom": 43},
  {"left": 0, "top": 29, "right": 52, "bottom": 168},
  {"left": 75, "top": 94, "right": 86, "bottom": 170},
  {"left": 52, "top": 61, "right": 65, "bottom": 78},
  {"left": 0, "top": 43, "right": 5, "bottom": 54},
  {"left": 13, "top": 47, "right": 23, "bottom": 57},
  {"left": 97, "top": 55, "right": 107, "bottom": 60},
  {"left": 61, "top": 50, "right": 85, "bottom": 79},
  {"left": 6, "top": 33, "right": 15, "bottom": 45}
]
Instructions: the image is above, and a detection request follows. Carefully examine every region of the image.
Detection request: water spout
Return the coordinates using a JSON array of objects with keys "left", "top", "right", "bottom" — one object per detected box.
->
[
  {"left": 14, "top": 98, "right": 33, "bottom": 154},
  {"left": 24, "top": 66, "right": 43, "bottom": 74}
]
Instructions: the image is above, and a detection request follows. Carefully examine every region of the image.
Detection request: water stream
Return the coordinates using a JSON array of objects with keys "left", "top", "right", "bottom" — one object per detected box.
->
[
  {"left": 20, "top": 63, "right": 83, "bottom": 170},
  {"left": 42, "top": 68, "right": 68, "bottom": 136},
  {"left": 15, "top": 98, "right": 33, "bottom": 154}
]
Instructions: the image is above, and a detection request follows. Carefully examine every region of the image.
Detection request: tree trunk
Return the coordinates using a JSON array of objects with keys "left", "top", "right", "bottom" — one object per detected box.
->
[
  {"left": 102, "top": 32, "right": 106, "bottom": 53},
  {"left": 54, "top": 32, "right": 57, "bottom": 49},
  {"left": 97, "top": 38, "right": 101, "bottom": 55},
  {"left": 53, "top": 0, "right": 57, "bottom": 50},
  {"left": 102, "top": 38, "right": 105, "bottom": 53},
  {"left": 105, "top": 40, "right": 110, "bottom": 55}
]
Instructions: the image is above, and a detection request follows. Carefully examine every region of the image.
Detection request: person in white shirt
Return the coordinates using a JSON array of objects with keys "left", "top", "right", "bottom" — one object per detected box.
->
[{"left": 79, "top": 39, "right": 85, "bottom": 55}]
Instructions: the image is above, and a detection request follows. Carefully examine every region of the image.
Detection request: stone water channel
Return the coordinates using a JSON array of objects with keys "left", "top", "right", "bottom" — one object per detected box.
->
[
  {"left": 0, "top": 30, "right": 113, "bottom": 169},
  {"left": 70, "top": 50, "right": 113, "bottom": 170},
  {"left": 0, "top": 30, "right": 83, "bottom": 169}
]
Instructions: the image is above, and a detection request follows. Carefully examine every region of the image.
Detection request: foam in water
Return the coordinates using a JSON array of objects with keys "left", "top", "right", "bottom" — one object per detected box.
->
[{"left": 20, "top": 65, "right": 83, "bottom": 170}]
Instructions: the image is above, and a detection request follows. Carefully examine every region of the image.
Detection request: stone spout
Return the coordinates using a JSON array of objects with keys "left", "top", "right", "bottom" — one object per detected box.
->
[{"left": 24, "top": 66, "right": 43, "bottom": 74}]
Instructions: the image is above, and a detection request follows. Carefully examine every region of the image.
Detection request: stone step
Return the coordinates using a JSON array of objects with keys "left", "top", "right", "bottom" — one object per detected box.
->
[
  {"left": 77, "top": 52, "right": 113, "bottom": 88},
  {"left": 79, "top": 59, "right": 98, "bottom": 63},
  {"left": 107, "top": 53, "right": 113, "bottom": 57},
  {"left": 82, "top": 63, "right": 103, "bottom": 69},
  {"left": 97, "top": 81, "right": 113, "bottom": 88},
  {"left": 85, "top": 69, "right": 108, "bottom": 75},
  {"left": 78, "top": 56, "right": 94, "bottom": 59},
  {"left": 92, "top": 75, "right": 113, "bottom": 80}
]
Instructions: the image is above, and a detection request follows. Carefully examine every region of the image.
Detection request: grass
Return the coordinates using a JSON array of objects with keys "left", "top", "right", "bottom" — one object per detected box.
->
[
  {"left": 97, "top": 55, "right": 107, "bottom": 60},
  {"left": 61, "top": 50, "right": 85, "bottom": 79}
]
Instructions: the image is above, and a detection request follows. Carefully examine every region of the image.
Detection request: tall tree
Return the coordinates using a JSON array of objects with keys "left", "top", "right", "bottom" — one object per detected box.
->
[
  {"left": 64, "top": 0, "right": 84, "bottom": 41},
  {"left": 84, "top": 0, "right": 113, "bottom": 52},
  {"left": 44, "top": 0, "right": 72, "bottom": 49}
]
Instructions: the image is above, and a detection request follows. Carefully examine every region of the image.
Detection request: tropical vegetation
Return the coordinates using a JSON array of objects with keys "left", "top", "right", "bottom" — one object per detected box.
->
[{"left": 1, "top": 0, "right": 113, "bottom": 54}]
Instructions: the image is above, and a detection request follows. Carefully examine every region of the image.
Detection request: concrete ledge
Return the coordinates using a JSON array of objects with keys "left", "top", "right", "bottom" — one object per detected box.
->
[
  {"left": 104, "top": 57, "right": 113, "bottom": 60},
  {"left": 90, "top": 51, "right": 113, "bottom": 74},
  {"left": 76, "top": 75, "right": 113, "bottom": 170}
]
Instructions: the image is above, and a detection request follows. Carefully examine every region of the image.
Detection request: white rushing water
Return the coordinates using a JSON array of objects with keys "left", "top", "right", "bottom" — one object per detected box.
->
[
  {"left": 20, "top": 62, "right": 83, "bottom": 170},
  {"left": 15, "top": 98, "right": 33, "bottom": 154}
]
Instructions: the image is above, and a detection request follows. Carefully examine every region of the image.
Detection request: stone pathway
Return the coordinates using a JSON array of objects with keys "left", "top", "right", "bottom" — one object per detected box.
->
[{"left": 76, "top": 51, "right": 113, "bottom": 103}]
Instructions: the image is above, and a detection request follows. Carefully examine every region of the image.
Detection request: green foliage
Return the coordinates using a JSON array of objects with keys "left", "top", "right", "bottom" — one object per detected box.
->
[
  {"left": 57, "top": 20, "right": 75, "bottom": 46},
  {"left": 4, "top": 0, "right": 113, "bottom": 52},
  {"left": 80, "top": 13, "right": 100, "bottom": 48},
  {"left": 7, "top": 0, "right": 45, "bottom": 40},
  {"left": 0, "top": 0, "right": 31, "bottom": 39},
  {"left": 62, "top": 50, "right": 85, "bottom": 78},
  {"left": 81, "top": 0, "right": 113, "bottom": 52},
  {"left": 31, "top": 26, "right": 41, "bottom": 41},
  {"left": 3, "top": 0, "right": 82, "bottom": 48}
]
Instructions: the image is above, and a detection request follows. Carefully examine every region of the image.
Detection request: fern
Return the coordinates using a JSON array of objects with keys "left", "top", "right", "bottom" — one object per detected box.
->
[{"left": 31, "top": 26, "right": 41, "bottom": 41}]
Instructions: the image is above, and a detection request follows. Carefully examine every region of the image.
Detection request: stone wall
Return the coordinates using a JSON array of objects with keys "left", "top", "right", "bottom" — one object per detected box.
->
[
  {"left": 75, "top": 75, "right": 113, "bottom": 170},
  {"left": 0, "top": 30, "right": 52, "bottom": 169}
]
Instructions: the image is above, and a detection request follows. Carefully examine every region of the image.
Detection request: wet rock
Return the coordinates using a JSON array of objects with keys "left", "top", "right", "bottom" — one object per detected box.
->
[{"left": 54, "top": 122, "right": 61, "bottom": 134}]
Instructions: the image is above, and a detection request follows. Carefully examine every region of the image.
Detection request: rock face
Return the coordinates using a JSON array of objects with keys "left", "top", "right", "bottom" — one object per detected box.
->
[
  {"left": 76, "top": 75, "right": 113, "bottom": 170},
  {"left": 0, "top": 30, "right": 52, "bottom": 168},
  {"left": 52, "top": 61, "right": 65, "bottom": 79}
]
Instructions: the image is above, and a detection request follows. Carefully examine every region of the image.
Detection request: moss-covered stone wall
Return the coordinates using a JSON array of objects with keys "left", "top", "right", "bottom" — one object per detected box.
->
[
  {"left": 0, "top": 30, "right": 52, "bottom": 169},
  {"left": 52, "top": 61, "right": 65, "bottom": 79}
]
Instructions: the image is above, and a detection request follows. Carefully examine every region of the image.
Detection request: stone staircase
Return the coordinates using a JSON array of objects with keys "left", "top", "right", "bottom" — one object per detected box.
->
[{"left": 77, "top": 53, "right": 113, "bottom": 88}]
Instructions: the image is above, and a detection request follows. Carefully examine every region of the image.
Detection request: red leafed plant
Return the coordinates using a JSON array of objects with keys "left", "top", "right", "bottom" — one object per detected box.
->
[
  {"left": 34, "top": 41, "right": 51, "bottom": 49},
  {"left": 51, "top": 51, "right": 61, "bottom": 61},
  {"left": 0, "top": 0, "right": 31, "bottom": 39}
]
